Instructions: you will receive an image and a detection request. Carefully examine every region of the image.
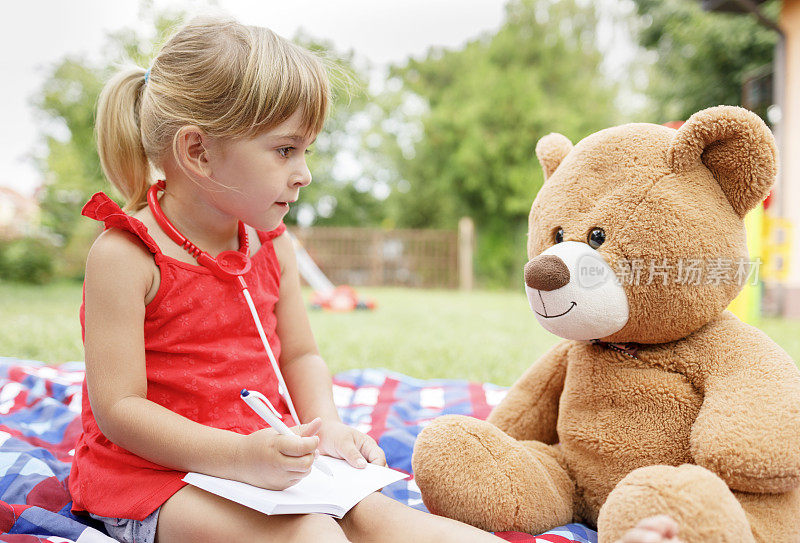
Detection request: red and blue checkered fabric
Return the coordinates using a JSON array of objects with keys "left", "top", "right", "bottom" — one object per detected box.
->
[{"left": 0, "top": 358, "right": 596, "bottom": 542}]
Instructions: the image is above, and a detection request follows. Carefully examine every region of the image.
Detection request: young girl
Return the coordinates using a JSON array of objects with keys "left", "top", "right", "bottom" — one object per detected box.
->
[
  {"left": 68, "top": 14, "right": 507, "bottom": 543},
  {"left": 69, "top": 14, "right": 679, "bottom": 543}
]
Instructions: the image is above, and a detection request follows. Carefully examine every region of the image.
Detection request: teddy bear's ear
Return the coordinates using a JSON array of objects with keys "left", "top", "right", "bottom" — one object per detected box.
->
[
  {"left": 535, "top": 133, "right": 573, "bottom": 181},
  {"left": 669, "top": 106, "right": 777, "bottom": 218}
]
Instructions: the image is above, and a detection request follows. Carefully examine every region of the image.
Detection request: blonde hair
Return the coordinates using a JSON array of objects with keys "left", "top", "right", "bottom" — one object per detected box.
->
[{"left": 95, "top": 16, "right": 330, "bottom": 211}]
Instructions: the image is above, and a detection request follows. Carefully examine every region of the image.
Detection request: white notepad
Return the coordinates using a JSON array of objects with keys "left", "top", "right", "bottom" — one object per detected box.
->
[{"left": 183, "top": 457, "right": 408, "bottom": 518}]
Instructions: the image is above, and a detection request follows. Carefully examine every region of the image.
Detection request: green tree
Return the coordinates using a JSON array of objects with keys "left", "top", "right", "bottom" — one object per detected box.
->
[
  {"left": 631, "top": 0, "right": 778, "bottom": 122},
  {"left": 380, "top": 0, "right": 621, "bottom": 286},
  {"left": 34, "top": 8, "right": 185, "bottom": 278}
]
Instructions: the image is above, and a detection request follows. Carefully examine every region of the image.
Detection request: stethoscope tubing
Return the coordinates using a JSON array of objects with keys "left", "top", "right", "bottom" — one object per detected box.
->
[{"left": 237, "top": 276, "right": 300, "bottom": 425}]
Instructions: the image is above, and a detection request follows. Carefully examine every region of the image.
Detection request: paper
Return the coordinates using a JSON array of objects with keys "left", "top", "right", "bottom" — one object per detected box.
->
[{"left": 183, "top": 456, "right": 408, "bottom": 518}]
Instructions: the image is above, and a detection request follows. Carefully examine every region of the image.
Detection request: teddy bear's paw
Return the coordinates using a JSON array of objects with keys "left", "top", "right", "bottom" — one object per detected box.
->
[
  {"left": 597, "top": 464, "right": 754, "bottom": 543},
  {"left": 412, "top": 415, "right": 574, "bottom": 534}
]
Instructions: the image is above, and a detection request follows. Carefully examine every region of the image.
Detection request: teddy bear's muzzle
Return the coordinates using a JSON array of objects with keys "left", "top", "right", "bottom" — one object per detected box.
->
[{"left": 524, "top": 241, "right": 630, "bottom": 341}]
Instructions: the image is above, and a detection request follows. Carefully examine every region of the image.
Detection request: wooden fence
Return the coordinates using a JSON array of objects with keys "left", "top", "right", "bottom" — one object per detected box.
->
[{"left": 289, "top": 219, "right": 474, "bottom": 289}]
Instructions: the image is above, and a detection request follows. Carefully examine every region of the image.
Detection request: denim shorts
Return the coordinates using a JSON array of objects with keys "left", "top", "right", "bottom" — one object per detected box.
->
[{"left": 90, "top": 507, "right": 161, "bottom": 543}]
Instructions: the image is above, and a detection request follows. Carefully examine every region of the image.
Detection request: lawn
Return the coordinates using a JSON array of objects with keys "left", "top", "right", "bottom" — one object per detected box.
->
[{"left": 2, "top": 281, "right": 799, "bottom": 387}]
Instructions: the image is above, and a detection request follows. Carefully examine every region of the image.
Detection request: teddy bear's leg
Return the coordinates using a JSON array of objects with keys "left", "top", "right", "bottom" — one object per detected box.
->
[
  {"left": 735, "top": 486, "right": 800, "bottom": 542},
  {"left": 597, "top": 464, "right": 754, "bottom": 543},
  {"left": 412, "top": 414, "right": 574, "bottom": 534}
]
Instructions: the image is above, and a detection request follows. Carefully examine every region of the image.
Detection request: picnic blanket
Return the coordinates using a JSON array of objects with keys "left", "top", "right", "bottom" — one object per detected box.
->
[{"left": 0, "top": 357, "right": 597, "bottom": 542}]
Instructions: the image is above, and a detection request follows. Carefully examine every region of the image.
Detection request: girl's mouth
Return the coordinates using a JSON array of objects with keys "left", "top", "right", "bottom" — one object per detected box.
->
[{"left": 275, "top": 201, "right": 289, "bottom": 208}]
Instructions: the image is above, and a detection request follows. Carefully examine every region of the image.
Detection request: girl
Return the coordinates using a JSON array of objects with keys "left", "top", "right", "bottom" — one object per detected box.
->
[{"left": 69, "top": 14, "right": 504, "bottom": 543}]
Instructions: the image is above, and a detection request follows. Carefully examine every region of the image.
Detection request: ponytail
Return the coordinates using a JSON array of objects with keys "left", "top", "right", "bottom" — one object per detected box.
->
[{"left": 95, "top": 67, "right": 151, "bottom": 211}]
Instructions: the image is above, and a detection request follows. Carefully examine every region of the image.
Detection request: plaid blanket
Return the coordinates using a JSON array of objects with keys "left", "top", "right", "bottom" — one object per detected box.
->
[{"left": 0, "top": 358, "right": 597, "bottom": 542}]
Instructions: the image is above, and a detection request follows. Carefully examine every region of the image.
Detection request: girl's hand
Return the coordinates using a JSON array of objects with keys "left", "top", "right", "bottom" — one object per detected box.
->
[
  {"left": 233, "top": 418, "right": 323, "bottom": 490},
  {"left": 317, "top": 420, "right": 386, "bottom": 468},
  {"left": 617, "top": 515, "right": 682, "bottom": 543}
]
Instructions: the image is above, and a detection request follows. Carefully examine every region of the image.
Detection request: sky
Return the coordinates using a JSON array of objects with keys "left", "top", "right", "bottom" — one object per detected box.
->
[{"left": 0, "top": 0, "right": 509, "bottom": 197}]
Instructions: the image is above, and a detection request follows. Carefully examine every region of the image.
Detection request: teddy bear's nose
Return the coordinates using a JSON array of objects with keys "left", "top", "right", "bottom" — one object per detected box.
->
[{"left": 524, "top": 255, "right": 570, "bottom": 291}]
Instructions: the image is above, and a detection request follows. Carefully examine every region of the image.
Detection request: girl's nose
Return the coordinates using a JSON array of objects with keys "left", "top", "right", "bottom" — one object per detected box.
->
[{"left": 292, "top": 163, "right": 312, "bottom": 188}]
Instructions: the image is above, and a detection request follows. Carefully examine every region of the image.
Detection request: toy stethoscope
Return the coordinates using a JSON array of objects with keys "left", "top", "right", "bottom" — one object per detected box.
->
[{"left": 147, "top": 179, "right": 300, "bottom": 424}]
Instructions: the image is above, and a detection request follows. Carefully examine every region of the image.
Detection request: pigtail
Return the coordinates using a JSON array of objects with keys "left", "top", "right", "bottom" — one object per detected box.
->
[{"left": 95, "top": 67, "right": 151, "bottom": 211}]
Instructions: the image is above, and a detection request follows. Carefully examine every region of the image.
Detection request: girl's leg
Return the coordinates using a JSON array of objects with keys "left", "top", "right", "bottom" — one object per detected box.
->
[
  {"left": 156, "top": 485, "right": 350, "bottom": 543},
  {"left": 339, "top": 492, "right": 504, "bottom": 543}
]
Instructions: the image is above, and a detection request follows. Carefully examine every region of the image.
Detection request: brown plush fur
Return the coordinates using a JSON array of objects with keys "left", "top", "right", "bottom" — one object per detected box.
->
[{"left": 412, "top": 107, "right": 800, "bottom": 542}]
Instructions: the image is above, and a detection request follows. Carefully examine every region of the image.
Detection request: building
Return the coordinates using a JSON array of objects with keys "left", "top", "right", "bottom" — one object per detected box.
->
[{"left": 0, "top": 187, "right": 40, "bottom": 240}]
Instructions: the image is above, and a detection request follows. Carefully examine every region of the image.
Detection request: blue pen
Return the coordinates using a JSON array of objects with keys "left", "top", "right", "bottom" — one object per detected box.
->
[{"left": 240, "top": 389, "right": 333, "bottom": 477}]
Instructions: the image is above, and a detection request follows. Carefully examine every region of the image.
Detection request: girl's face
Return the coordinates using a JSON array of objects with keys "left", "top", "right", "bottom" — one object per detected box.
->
[{"left": 205, "top": 109, "right": 315, "bottom": 231}]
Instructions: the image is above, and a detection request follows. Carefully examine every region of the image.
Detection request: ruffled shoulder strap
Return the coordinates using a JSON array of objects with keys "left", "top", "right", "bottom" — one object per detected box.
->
[
  {"left": 82, "top": 192, "right": 162, "bottom": 255},
  {"left": 257, "top": 222, "right": 287, "bottom": 244}
]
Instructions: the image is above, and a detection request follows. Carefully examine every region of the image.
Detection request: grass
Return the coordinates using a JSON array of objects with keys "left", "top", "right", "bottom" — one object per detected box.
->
[
  {"left": 2, "top": 281, "right": 799, "bottom": 386},
  {"left": 1, "top": 281, "right": 85, "bottom": 365},
  {"left": 307, "top": 287, "right": 559, "bottom": 385}
]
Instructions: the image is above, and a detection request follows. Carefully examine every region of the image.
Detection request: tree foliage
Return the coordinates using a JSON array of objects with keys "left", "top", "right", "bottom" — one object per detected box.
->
[
  {"left": 34, "top": 9, "right": 185, "bottom": 278},
  {"left": 380, "top": 0, "right": 621, "bottom": 286},
  {"left": 631, "top": 0, "right": 778, "bottom": 122}
]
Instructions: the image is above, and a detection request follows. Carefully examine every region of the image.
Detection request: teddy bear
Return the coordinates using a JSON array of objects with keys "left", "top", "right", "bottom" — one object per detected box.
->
[{"left": 411, "top": 106, "right": 800, "bottom": 542}]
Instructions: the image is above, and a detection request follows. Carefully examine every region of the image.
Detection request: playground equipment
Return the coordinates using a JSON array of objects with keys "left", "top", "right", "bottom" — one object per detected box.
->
[{"left": 289, "top": 232, "right": 376, "bottom": 312}]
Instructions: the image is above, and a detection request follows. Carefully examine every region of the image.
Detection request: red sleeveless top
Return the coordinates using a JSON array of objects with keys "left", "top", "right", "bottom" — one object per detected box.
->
[{"left": 68, "top": 192, "right": 293, "bottom": 520}]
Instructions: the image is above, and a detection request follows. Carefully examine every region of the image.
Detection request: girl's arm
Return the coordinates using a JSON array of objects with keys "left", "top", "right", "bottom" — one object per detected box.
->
[
  {"left": 273, "top": 233, "right": 384, "bottom": 466},
  {"left": 272, "top": 233, "right": 338, "bottom": 423},
  {"left": 83, "top": 229, "right": 318, "bottom": 490}
]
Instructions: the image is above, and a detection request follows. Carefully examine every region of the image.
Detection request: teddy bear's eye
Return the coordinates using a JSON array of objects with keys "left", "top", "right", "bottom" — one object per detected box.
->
[
  {"left": 588, "top": 228, "right": 606, "bottom": 249},
  {"left": 554, "top": 228, "right": 564, "bottom": 244}
]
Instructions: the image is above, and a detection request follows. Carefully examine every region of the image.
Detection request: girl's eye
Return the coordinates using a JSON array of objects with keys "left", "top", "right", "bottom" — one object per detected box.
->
[
  {"left": 277, "top": 147, "right": 293, "bottom": 158},
  {"left": 588, "top": 228, "right": 606, "bottom": 249},
  {"left": 305, "top": 147, "right": 314, "bottom": 156},
  {"left": 554, "top": 228, "right": 564, "bottom": 244}
]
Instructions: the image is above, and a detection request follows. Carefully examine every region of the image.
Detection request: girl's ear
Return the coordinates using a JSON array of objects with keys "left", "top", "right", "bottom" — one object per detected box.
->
[
  {"left": 174, "top": 126, "right": 213, "bottom": 178},
  {"left": 669, "top": 105, "right": 777, "bottom": 218},
  {"left": 535, "top": 133, "right": 573, "bottom": 181}
]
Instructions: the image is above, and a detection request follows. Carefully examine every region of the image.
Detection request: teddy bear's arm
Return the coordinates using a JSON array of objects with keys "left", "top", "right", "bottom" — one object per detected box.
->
[
  {"left": 689, "top": 325, "right": 800, "bottom": 494},
  {"left": 486, "top": 340, "right": 570, "bottom": 443}
]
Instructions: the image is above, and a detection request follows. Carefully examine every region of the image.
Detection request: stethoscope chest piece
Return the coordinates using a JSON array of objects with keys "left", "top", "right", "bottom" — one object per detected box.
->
[{"left": 215, "top": 250, "right": 251, "bottom": 277}]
